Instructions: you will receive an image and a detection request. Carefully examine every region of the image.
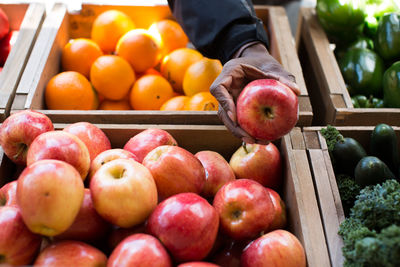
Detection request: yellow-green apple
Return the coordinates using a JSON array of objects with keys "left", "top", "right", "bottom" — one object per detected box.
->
[
  {"left": 90, "top": 158, "right": 157, "bottom": 228},
  {"left": 123, "top": 128, "right": 178, "bottom": 163},
  {"left": 63, "top": 122, "right": 111, "bottom": 161},
  {"left": 147, "top": 193, "right": 219, "bottom": 263},
  {"left": 54, "top": 189, "right": 110, "bottom": 243},
  {"left": 236, "top": 79, "right": 298, "bottom": 141},
  {"left": 266, "top": 188, "right": 287, "bottom": 231},
  {"left": 0, "top": 180, "right": 17, "bottom": 206},
  {"left": 33, "top": 240, "right": 107, "bottom": 267},
  {"left": 0, "top": 206, "right": 42, "bottom": 265},
  {"left": 213, "top": 179, "right": 274, "bottom": 240},
  {"left": 241, "top": 230, "right": 306, "bottom": 267},
  {"left": 108, "top": 233, "right": 172, "bottom": 267},
  {"left": 0, "top": 8, "right": 9, "bottom": 40},
  {"left": 229, "top": 143, "right": 282, "bottom": 189},
  {"left": 88, "top": 148, "right": 138, "bottom": 181},
  {"left": 107, "top": 224, "right": 146, "bottom": 252},
  {"left": 26, "top": 131, "right": 90, "bottom": 180},
  {"left": 17, "top": 159, "right": 84, "bottom": 236},
  {"left": 194, "top": 150, "right": 235, "bottom": 199},
  {"left": 177, "top": 262, "right": 220, "bottom": 267},
  {"left": 0, "top": 110, "right": 54, "bottom": 165},
  {"left": 143, "top": 145, "right": 205, "bottom": 199}
]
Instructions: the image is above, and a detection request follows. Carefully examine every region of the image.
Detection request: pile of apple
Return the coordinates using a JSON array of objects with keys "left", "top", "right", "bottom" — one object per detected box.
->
[
  {"left": 0, "top": 110, "right": 306, "bottom": 267},
  {"left": 0, "top": 7, "right": 16, "bottom": 71}
]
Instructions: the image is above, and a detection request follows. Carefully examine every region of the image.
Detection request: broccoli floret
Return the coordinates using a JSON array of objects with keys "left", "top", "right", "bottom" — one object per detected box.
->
[
  {"left": 320, "top": 125, "right": 345, "bottom": 152},
  {"left": 336, "top": 174, "right": 361, "bottom": 217},
  {"left": 350, "top": 179, "right": 400, "bottom": 231}
]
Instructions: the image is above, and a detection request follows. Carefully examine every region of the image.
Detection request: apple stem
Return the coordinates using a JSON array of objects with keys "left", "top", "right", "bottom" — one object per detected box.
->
[
  {"left": 13, "top": 143, "right": 27, "bottom": 160},
  {"left": 242, "top": 142, "right": 248, "bottom": 153},
  {"left": 263, "top": 107, "right": 274, "bottom": 120}
]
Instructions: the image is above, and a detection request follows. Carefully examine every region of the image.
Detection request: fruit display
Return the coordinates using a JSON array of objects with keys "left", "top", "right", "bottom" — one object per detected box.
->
[
  {"left": 0, "top": 109, "right": 309, "bottom": 266},
  {"left": 45, "top": 9, "right": 222, "bottom": 112},
  {"left": 316, "top": 0, "right": 400, "bottom": 108}
]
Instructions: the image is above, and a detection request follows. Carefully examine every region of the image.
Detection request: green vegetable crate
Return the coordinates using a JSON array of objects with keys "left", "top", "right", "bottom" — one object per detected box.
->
[
  {"left": 301, "top": 126, "right": 400, "bottom": 267},
  {"left": 296, "top": 8, "right": 400, "bottom": 126}
]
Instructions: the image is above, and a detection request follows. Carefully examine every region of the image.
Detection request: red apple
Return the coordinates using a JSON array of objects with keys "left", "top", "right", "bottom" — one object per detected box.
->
[
  {"left": 55, "top": 189, "right": 110, "bottom": 243},
  {"left": 236, "top": 79, "right": 298, "bottom": 141},
  {"left": 34, "top": 240, "right": 107, "bottom": 267},
  {"left": 17, "top": 159, "right": 84, "bottom": 236},
  {"left": 107, "top": 224, "right": 146, "bottom": 252},
  {"left": 143, "top": 145, "right": 205, "bottom": 199},
  {"left": 26, "top": 130, "right": 90, "bottom": 180},
  {"left": 177, "top": 262, "right": 220, "bottom": 267},
  {"left": 90, "top": 158, "right": 157, "bottom": 228},
  {"left": 123, "top": 128, "right": 178, "bottom": 163},
  {"left": 0, "top": 110, "right": 54, "bottom": 165},
  {"left": 63, "top": 122, "right": 111, "bottom": 161},
  {"left": 266, "top": 188, "right": 287, "bottom": 231},
  {"left": 229, "top": 143, "right": 282, "bottom": 189},
  {"left": 147, "top": 192, "right": 219, "bottom": 263},
  {"left": 213, "top": 179, "right": 274, "bottom": 240},
  {"left": 195, "top": 150, "right": 236, "bottom": 199},
  {"left": 0, "top": 206, "right": 42, "bottom": 265},
  {"left": 0, "top": 8, "right": 9, "bottom": 40},
  {"left": 88, "top": 148, "right": 138, "bottom": 181},
  {"left": 0, "top": 180, "right": 17, "bottom": 206},
  {"left": 0, "top": 31, "right": 11, "bottom": 66},
  {"left": 241, "top": 230, "right": 306, "bottom": 267},
  {"left": 108, "top": 233, "right": 172, "bottom": 267}
]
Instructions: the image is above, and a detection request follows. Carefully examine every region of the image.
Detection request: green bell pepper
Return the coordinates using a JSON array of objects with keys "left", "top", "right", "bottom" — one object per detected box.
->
[
  {"left": 375, "top": 13, "right": 400, "bottom": 62},
  {"left": 316, "top": 0, "right": 366, "bottom": 45},
  {"left": 339, "top": 48, "right": 385, "bottom": 97},
  {"left": 383, "top": 61, "right": 400, "bottom": 107},
  {"left": 335, "top": 37, "right": 374, "bottom": 60},
  {"left": 352, "top": 95, "right": 384, "bottom": 108}
]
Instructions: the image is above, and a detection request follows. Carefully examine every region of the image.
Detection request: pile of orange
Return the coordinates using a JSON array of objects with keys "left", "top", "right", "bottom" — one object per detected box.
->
[{"left": 45, "top": 9, "right": 223, "bottom": 112}]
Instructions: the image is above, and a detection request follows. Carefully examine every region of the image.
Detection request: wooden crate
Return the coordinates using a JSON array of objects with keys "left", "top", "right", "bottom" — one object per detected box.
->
[
  {"left": 301, "top": 126, "right": 400, "bottom": 267},
  {"left": 10, "top": 3, "right": 312, "bottom": 125},
  {"left": 0, "top": 125, "right": 328, "bottom": 266},
  {"left": 296, "top": 7, "right": 400, "bottom": 126},
  {"left": 0, "top": 3, "right": 45, "bottom": 122}
]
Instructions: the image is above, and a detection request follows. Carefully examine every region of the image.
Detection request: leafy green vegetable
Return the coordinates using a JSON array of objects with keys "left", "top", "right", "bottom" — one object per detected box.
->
[
  {"left": 336, "top": 174, "right": 361, "bottom": 217},
  {"left": 320, "top": 125, "right": 344, "bottom": 152}
]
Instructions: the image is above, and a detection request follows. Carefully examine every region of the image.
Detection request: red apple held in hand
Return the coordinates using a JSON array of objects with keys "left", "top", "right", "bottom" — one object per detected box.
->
[
  {"left": 34, "top": 240, "right": 107, "bottom": 267},
  {"left": 177, "top": 262, "right": 220, "bottom": 267},
  {"left": 241, "top": 230, "right": 306, "bottom": 267},
  {"left": 195, "top": 150, "right": 236, "bottom": 199},
  {"left": 17, "top": 159, "right": 84, "bottom": 236},
  {"left": 89, "top": 148, "right": 138, "bottom": 181},
  {"left": 213, "top": 179, "right": 274, "bottom": 240},
  {"left": 0, "top": 110, "right": 54, "bottom": 165},
  {"left": 90, "top": 158, "right": 157, "bottom": 228},
  {"left": 147, "top": 193, "right": 219, "bottom": 263},
  {"left": 26, "top": 130, "right": 90, "bottom": 180},
  {"left": 0, "top": 206, "right": 42, "bottom": 265},
  {"left": 266, "top": 188, "right": 287, "bottom": 231},
  {"left": 0, "top": 180, "right": 17, "bottom": 206},
  {"left": 123, "top": 128, "right": 178, "bottom": 163},
  {"left": 236, "top": 79, "right": 298, "bottom": 141},
  {"left": 55, "top": 189, "right": 110, "bottom": 243},
  {"left": 108, "top": 233, "right": 172, "bottom": 267},
  {"left": 229, "top": 143, "right": 282, "bottom": 189},
  {"left": 63, "top": 122, "right": 111, "bottom": 161},
  {"left": 0, "top": 8, "right": 9, "bottom": 40},
  {"left": 143, "top": 145, "right": 206, "bottom": 199}
]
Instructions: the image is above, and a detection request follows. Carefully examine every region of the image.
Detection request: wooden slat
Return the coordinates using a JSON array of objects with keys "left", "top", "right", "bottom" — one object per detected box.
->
[{"left": 0, "top": 3, "right": 45, "bottom": 121}]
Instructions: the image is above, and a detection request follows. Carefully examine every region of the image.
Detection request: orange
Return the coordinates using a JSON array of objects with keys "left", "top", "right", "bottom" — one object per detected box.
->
[
  {"left": 99, "top": 99, "right": 131, "bottom": 110},
  {"left": 90, "top": 55, "right": 135, "bottom": 101},
  {"left": 160, "top": 95, "right": 190, "bottom": 111},
  {"left": 160, "top": 48, "right": 203, "bottom": 94},
  {"left": 130, "top": 75, "right": 174, "bottom": 110},
  {"left": 61, "top": 38, "right": 103, "bottom": 78},
  {"left": 116, "top": 29, "right": 161, "bottom": 73},
  {"left": 91, "top": 10, "right": 135, "bottom": 53},
  {"left": 148, "top": 19, "right": 188, "bottom": 58},
  {"left": 183, "top": 58, "right": 223, "bottom": 96},
  {"left": 185, "top": 92, "right": 219, "bottom": 111},
  {"left": 45, "top": 71, "right": 97, "bottom": 110}
]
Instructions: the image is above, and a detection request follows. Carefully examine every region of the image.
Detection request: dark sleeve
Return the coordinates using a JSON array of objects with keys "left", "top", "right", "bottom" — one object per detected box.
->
[{"left": 167, "top": 0, "right": 269, "bottom": 64}]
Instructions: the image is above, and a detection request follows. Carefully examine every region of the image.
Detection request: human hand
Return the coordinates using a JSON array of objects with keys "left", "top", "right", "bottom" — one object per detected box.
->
[{"left": 210, "top": 42, "right": 300, "bottom": 144}]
